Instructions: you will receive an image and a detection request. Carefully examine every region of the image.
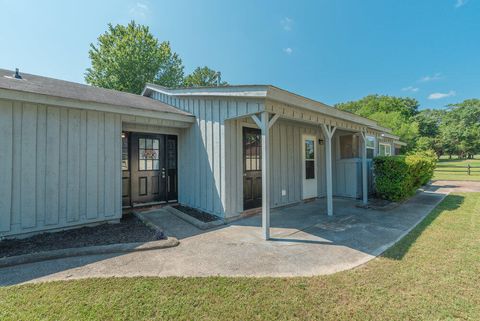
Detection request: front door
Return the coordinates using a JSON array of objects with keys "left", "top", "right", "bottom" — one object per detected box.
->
[
  {"left": 243, "top": 127, "right": 262, "bottom": 210},
  {"left": 129, "top": 133, "right": 177, "bottom": 206},
  {"left": 302, "top": 135, "right": 317, "bottom": 199}
]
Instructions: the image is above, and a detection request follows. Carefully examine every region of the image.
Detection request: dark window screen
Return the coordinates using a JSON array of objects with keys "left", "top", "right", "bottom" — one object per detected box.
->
[{"left": 305, "top": 160, "right": 315, "bottom": 179}]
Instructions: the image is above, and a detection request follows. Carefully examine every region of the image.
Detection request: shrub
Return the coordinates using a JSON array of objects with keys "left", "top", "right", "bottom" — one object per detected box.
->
[{"left": 373, "top": 152, "right": 436, "bottom": 201}]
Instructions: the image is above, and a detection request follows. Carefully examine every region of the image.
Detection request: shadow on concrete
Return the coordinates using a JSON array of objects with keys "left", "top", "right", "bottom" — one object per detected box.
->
[
  {"left": 0, "top": 191, "right": 449, "bottom": 286},
  {"left": 229, "top": 191, "right": 447, "bottom": 257},
  {"left": 381, "top": 194, "right": 464, "bottom": 260},
  {"left": 0, "top": 253, "right": 123, "bottom": 286}
]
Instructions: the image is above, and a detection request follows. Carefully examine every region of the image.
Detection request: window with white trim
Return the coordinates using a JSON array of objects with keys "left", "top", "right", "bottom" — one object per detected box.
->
[
  {"left": 366, "top": 136, "right": 375, "bottom": 159},
  {"left": 379, "top": 143, "right": 392, "bottom": 156}
]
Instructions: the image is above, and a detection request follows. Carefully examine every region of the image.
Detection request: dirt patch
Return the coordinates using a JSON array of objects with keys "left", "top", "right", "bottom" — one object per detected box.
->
[
  {"left": 0, "top": 214, "right": 161, "bottom": 258},
  {"left": 173, "top": 205, "right": 220, "bottom": 223}
]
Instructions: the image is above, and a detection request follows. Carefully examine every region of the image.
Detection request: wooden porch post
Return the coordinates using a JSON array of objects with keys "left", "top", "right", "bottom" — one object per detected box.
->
[
  {"left": 251, "top": 112, "right": 279, "bottom": 240},
  {"left": 360, "top": 130, "right": 368, "bottom": 205},
  {"left": 321, "top": 124, "right": 336, "bottom": 216}
]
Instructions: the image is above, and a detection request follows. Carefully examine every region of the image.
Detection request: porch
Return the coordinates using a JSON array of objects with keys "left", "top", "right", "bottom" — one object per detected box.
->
[
  {"left": 226, "top": 110, "right": 378, "bottom": 240},
  {"left": 0, "top": 188, "right": 447, "bottom": 283}
]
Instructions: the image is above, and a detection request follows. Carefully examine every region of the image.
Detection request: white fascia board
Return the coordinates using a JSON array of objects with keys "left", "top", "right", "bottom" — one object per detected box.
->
[{"left": 142, "top": 84, "right": 268, "bottom": 98}]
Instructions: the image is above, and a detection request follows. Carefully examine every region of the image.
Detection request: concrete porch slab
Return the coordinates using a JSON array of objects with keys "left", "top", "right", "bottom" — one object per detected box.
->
[{"left": 1, "top": 181, "right": 471, "bottom": 285}]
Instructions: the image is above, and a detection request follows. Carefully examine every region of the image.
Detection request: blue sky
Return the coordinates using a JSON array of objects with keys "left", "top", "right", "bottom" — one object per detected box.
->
[{"left": 1, "top": 0, "right": 478, "bottom": 109}]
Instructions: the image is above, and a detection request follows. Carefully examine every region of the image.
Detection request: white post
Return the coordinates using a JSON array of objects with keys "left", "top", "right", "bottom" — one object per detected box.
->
[
  {"left": 360, "top": 131, "right": 368, "bottom": 205},
  {"left": 321, "top": 124, "right": 336, "bottom": 216},
  {"left": 261, "top": 112, "right": 271, "bottom": 240}
]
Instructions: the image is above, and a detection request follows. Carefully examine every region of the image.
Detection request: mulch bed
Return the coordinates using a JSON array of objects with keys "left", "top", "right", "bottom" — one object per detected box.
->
[
  {"left": 0, "top": 214, "right": 159, "bottom": 258},
  {"left": 173, "top": 205, "right": 220, "bottom": 223}
]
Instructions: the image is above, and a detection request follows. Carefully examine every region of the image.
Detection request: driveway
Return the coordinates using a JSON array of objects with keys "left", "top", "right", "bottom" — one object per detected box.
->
[{"left": 1, "top": 181, "right": 476, "bottom": 286}]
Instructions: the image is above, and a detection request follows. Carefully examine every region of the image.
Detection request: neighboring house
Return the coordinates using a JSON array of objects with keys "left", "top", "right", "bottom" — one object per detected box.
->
[{"left": 0, "top": 69, "right": 404, "bottom": 239}]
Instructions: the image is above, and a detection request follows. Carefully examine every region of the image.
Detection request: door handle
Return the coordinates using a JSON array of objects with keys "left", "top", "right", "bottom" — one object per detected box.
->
[
  {"left": 161, "top": 168, "right": 166, "bottom": 179},
  {"left": 243, "top": 173, "right": 247, "bottom": 177}
]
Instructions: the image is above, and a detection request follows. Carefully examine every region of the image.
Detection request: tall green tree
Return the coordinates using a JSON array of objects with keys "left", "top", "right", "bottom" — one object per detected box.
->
[
  {"left": 336, "top": 95, "right": 419, "bottom": 119},
  {"left": 440, "top": 99, "right": 480, "bottom": 158},
  {"left": 335, "top": 95, "right": 420, "bottom": 149},
  {"left": 85, "top": 21, "right": 184, "bottom": 94},
  {"left": 414, "top": 109, "right": 444, "bottom": 137},
  {"left": 183, "top": 66, "right": 227, "bottom": 87}
]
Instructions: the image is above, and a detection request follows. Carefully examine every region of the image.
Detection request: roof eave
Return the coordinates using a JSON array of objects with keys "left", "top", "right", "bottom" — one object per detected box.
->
[{"left": 0, "top": 88, "right": 195, "bottom": 124}]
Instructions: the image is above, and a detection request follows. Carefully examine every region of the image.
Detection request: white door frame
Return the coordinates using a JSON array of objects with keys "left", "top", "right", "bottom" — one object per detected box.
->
[{"left": 302, "top": 134, "right": 318, "bottom": 199}]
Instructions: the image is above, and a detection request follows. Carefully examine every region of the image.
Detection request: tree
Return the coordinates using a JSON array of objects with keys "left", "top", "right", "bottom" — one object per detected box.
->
[
  {"left": 183, "top": 66, "right": 227, "bottom": 87},
  {"left": 335, "top": 95, "right": 420, "bottom": 149},
  {"left": 85, "top": 21, "right": 184, "bottom": 94},
  {"left": 153, "top": 41, "right": 184, "bottom": 88},
  {"left": 336, "top": 95, "right": 419, "bottom": 119},
  {"left": 440, "top": 99, "right": 480, "bottom": 158},
  {"left": 414, "top": 109, "right": 444, "bottom": 137}
]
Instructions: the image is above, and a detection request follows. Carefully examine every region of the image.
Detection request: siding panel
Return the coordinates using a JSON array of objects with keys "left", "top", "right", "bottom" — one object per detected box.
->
[
  {"left": 20, "top": 103, "right": 37, "bottom": 229},
  {"left": 67, "top": 109, "right": 81, "bottom": 222},
  {"left": 36, "top": 105, "right": 47, "bottom": 225},
  {"left": 45, "top": 107, "right": 60, "bottom": 225},
  {"left": 0, "top": 100, "right": 13, "bottom": 232},
  {"left": 104, "top": 113, "right": 115, "bottom": 217},
  {"left": 86, "top": 111, "right": 99, "bottom": 219}
]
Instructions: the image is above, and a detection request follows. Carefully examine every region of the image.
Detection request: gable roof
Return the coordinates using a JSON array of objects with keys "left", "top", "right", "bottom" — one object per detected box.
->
[
  {"left": 142, "top": 83, "right": 395, "bottom": 135},
  {"left": 0, "top": 69, "right": 192, "bottom": 117}
]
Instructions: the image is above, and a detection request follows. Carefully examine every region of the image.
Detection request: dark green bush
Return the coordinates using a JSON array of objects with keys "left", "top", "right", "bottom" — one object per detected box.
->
[{"left": 373, "top": 152, "right": 436, "bottom": 201}]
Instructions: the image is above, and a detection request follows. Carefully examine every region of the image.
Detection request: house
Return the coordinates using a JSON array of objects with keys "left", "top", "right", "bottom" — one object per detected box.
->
[{"left": 0, "top": 69, "right": 404, "bottom": 240}]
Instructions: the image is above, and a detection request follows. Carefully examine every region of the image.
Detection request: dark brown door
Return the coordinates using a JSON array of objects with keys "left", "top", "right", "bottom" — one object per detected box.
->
[
  {"left": 128, "top": 133, "right": 178, "bottom": 206},
  {"left": 243, "top": 127, "right": 262, "bottom": 210}
]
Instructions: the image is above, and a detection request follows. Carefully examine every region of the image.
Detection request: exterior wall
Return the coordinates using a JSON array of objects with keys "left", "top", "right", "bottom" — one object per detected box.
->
[
  {"left": 150, "top": 91, "right": 264, "bottom": 217},
  {"left": 0, "top": 99, "right": 122, "bottom": 238},
  {"left": 331, "top": 133, "right": 375, "bottom": 198},
  {"left": 224, "top": 118, "right": 326, "bottom": 217},
  {"left": 149, "top": 90, "right": 391, "bottom": 217}
]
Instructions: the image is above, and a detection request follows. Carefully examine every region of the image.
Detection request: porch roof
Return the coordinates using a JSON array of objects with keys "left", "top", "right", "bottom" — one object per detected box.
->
[{"left": 142, "top": 83, "right": 394, "bottom": 135}]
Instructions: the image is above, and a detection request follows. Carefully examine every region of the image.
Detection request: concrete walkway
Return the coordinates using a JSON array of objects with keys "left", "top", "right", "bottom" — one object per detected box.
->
[{"left": 0, "top": 181, "right": 477, "bottom": 286}]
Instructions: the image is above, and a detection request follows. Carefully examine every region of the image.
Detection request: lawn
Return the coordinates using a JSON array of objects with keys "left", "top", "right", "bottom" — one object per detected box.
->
[
  {"left": 433, "top": 155, "right": 480, "bottom": 181},
  {"left": 1, "top": 193, "right": 479, "bottom": 320}
]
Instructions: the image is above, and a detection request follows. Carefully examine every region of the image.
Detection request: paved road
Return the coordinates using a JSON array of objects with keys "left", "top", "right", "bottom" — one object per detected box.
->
[{"left": 0, "top": 181, "right": 477, "bottom": 286}]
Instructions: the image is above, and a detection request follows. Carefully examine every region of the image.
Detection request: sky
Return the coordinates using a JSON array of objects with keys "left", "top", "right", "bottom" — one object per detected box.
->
[{"left": 0, "top": 0, "right": 479, "bottom": 109}]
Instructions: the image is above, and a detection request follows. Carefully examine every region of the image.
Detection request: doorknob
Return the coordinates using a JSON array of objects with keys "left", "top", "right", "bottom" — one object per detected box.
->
[{"left": 243, "top": 173, "right": 247, "bottom": 177}]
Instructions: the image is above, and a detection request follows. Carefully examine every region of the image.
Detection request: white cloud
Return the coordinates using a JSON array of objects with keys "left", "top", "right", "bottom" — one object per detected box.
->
[
  {"left": 455, "top": 0, "right": 468, "bottom": 8},
  {"left": 283, "top": 47, "right": 293, "bottom": 55},
  {"left": 402, "top": 86, "right": 419, "bottom": 92},
  {"left": 419, "top": 72, "right": 444, "bottom": 82},
  {"left": 129, "top": 1, "right": 149, "bottom": 20},
  {"left": 280, "top": 17, "right": 294, "bottom": 31},
  {"left": 428, "top": 90, "right": 456, "bottom": 100}
]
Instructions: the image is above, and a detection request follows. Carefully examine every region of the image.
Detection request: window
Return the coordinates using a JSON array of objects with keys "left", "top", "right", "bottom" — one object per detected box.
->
[
  {"left": 340, "top": 134, "right": 360, "bottom": 159},
  {"left": 305, "top": 139, "right": 315, "bottom": 179},
  {"left": 122, "top": 133, "right": 129, "bottom": 171},
  {"left": 244, "top": 130, "right": 261, "bottom": 171},
  {"left": 366, "top": 136, "right": 375, "bottom": 159},
  {"left": 138, "top": 138, "right": 160, "bottom": 171},
  {"left": 379, "top": 143, "right": 392, "bottom": 156}
]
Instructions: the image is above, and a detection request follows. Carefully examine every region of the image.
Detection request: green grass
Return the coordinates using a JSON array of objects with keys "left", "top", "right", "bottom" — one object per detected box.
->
[
  {"left": 433, "top": 155, "right": 480, "bottom": 181},
  {"left": 1, "top": 193, "right": 480, "bottom": 320}
]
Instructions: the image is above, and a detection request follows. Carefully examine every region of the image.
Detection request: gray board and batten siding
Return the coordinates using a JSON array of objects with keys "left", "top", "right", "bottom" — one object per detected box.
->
[
  {"left": 0, "top": 69, "right": 194, "bottom": 238},
  {"left": 0, "top": 100, "right": 122, "bottom": 238},
  {"left": 150, "top": 90, "right": 332, "bottom": 218}
]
